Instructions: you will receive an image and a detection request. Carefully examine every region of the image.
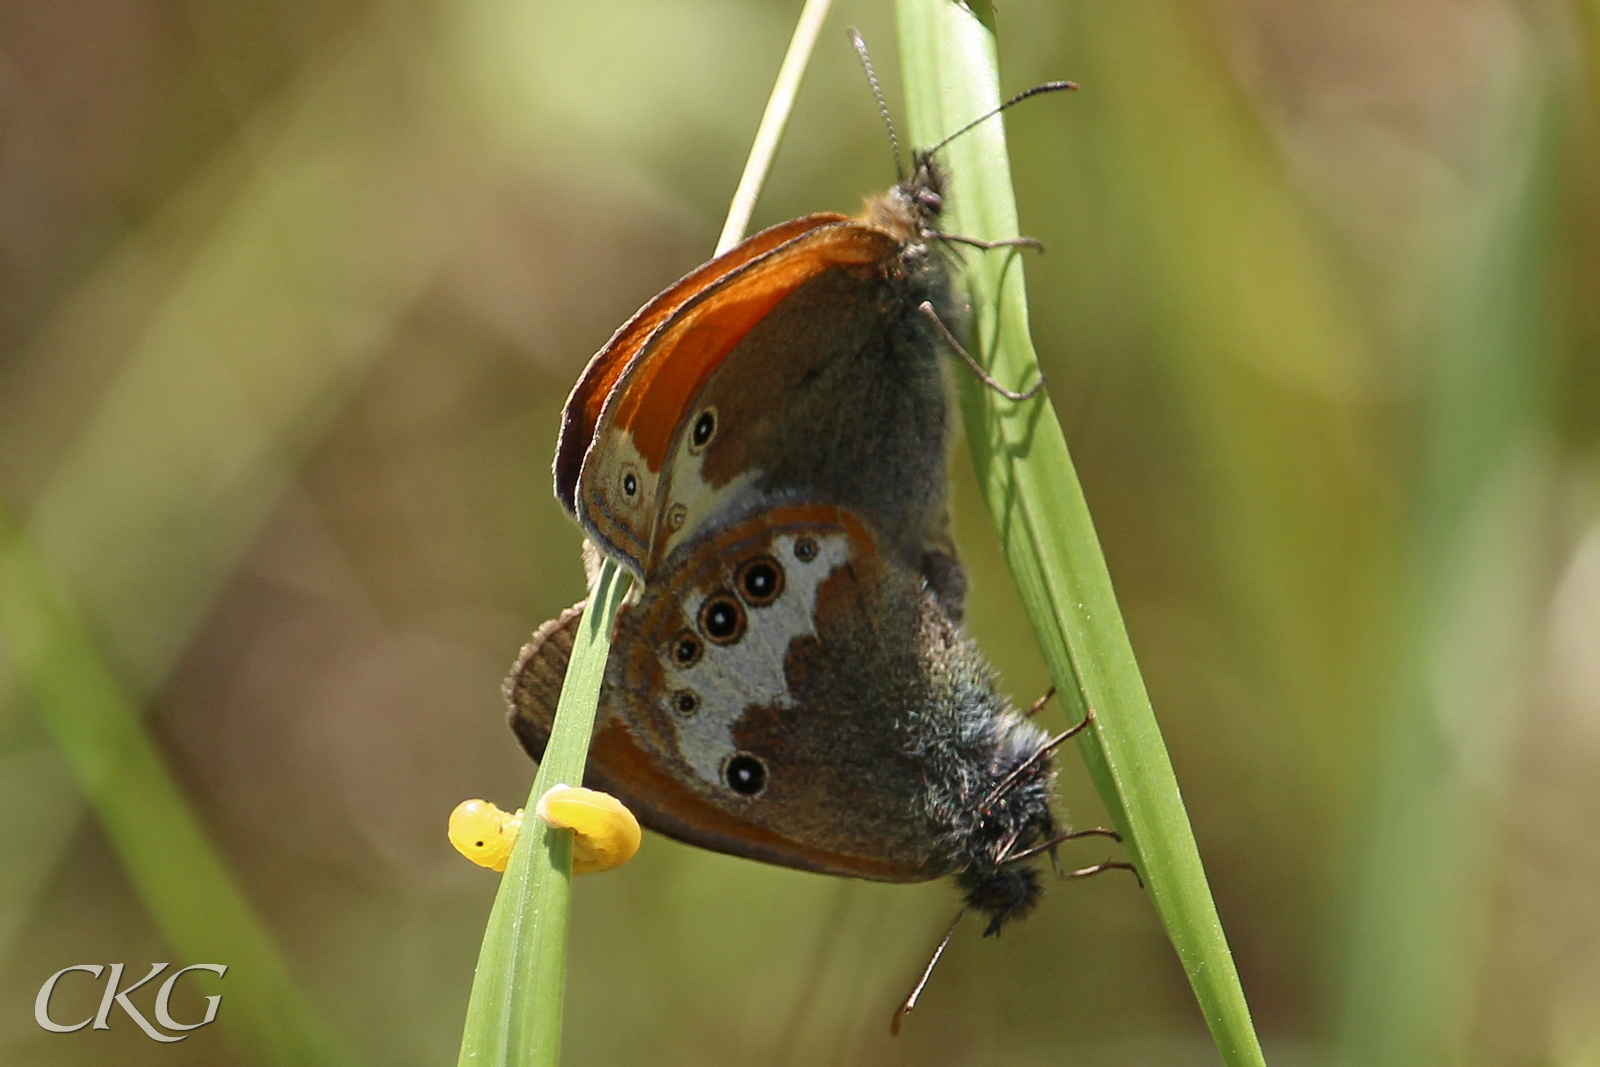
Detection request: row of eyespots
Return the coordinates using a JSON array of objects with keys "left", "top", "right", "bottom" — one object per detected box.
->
[
  {"left": 666, "top": 550, "right": 789, "bottom": 673},
  {"left": 667, "top": 536, "right": 824, "bottom": 797}
]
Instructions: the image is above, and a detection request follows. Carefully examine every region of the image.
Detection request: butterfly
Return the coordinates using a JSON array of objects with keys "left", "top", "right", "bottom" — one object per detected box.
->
[{"left": 507, "top": 45, "right": 1124, "bottom": 1026}]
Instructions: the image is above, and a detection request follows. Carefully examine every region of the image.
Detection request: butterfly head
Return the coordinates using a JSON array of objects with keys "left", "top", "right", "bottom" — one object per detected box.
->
[{"left": 859, "top": 152, "right": 948, "bottom": 247}]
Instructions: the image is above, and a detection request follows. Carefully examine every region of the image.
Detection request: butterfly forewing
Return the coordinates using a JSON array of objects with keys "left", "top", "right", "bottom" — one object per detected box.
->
[{"left": 555, "top": 215, "right": 843, "bottom": 515}]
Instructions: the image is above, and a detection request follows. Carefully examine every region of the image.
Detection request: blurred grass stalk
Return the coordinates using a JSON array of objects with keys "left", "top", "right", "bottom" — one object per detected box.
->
[
  {"left": 0, "top": 11, "right": 471, "bottom": 1066},
  {"left": 894, "top": 1, "right": 1264, "bottom": 1063},
  {"left": 1334, "top": 35, "right": 1562, "bottom": 1067},
  {"left": 452, "top": 3, "right": 831, "bottom": 1064},
  {"left": 0, "top": 509, "right": 356, "bottom": 1067}
]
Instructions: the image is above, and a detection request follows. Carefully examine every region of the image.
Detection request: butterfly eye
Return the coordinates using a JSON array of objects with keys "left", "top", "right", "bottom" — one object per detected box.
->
[
  {"left": 793, "top": 537, "right": 818, "bottom": 562},
  {"left": 690, "top": 409, "right": 716, "bottom": 451},
  {"left": 724, "top": 753, "right": 767, "bottom": 796},
  {"left": 699, "top": 595, "right": 745, "bottom": 644},
  {"left": 672, "top": 690, "right": 699, "bottom": 716},
  {"left": 736, "top": 557, "right": 783, "bottom": 606},
  {"left": 670, "top": 631, "right": 702, "bottom": 667},
  {"left": 622, "top": 472, "right": 638, "bottom": 497}
]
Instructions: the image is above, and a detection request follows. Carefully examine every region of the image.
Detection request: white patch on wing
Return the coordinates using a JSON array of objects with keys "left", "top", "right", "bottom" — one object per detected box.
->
[
  {"left": 664, "top": 531, "right": 853, "bottom": 788},
  {"left": 659, "top": 443, "right": 763, "bottom": 562}
]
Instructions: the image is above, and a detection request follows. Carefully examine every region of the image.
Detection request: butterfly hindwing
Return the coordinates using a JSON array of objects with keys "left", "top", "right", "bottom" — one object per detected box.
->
[{"left": 506, "top": 507, "right": 1018, "bottom": 882}]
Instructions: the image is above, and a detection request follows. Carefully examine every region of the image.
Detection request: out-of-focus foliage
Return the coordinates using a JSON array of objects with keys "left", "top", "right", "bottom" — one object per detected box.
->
[{"left": 0, "top": 1, "right": 1596, "bottom": 1065}]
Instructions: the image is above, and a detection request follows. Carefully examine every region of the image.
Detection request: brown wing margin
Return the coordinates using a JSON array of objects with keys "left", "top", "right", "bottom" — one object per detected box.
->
[
  {"left": 504, "top": 600, "right": 585, "bottom": 762},
  {"left": 552, "top": 214, "right": 847, "bottom": 512}
]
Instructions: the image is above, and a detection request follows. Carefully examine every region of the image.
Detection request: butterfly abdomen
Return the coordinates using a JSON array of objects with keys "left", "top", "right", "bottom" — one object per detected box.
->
[{"left": 903, "top": 602, "right": 1058, "bottom": 933}]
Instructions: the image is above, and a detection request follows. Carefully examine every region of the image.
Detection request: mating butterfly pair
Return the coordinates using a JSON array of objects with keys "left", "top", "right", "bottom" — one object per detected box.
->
[{"left": 505, "top": 57, "right": 1124, "bottom": 1026}]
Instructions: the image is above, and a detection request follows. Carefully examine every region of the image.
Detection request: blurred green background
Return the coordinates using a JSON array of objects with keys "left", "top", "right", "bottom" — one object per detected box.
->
[{"left": 1, "top": 0, "right": 1597, "bottom": 1064}]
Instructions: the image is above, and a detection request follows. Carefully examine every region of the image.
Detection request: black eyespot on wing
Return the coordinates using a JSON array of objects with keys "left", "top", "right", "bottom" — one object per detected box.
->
[
  {"left": 672, "top": 690, "right": 698, "bottom": 716},
  {"left": 793, "top": 537, "right": 818, "bottom": 562},
  {"left": 670, "top": 631, "right": 702, "bottom": 667},
  {"left": 699, "top": 595, "right": 745, "bottom": 644},
  {"left": 736, "top": 557, "right": 783, "bottom": 605},
  {"left": 724, "top": 753, "right": 767, "bottom": 796},
  {"left": 623, "top": 472, "right": 638, "bottom": 496},
  {"left": 691, "top": 410, "right": 716, "bottom": 450}
]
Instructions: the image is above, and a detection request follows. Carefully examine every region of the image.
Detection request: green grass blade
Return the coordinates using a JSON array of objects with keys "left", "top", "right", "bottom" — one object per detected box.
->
[
  {"left": 0, "top": 507, "right": 358, "bottom": 1067},
  {"left": 455, "top": 559, "right": 628, "bottom": 1067},
  {"left": 893, "top": 2, "right": 1267, "bottom": 1063}
]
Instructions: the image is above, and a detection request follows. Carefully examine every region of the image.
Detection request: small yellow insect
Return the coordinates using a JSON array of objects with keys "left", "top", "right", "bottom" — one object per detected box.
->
[{"left": 448, "top": 786, "right": 640, "bottom": 875}]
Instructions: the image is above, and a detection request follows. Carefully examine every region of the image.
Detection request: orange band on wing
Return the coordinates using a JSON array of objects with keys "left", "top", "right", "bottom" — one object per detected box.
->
[
  {"left": 554, "top": 215, "right": 847, "bottom": 509},
  {"left": 610, "top": 225, "right": 900, "bottom": 472},
  {"left": 744, "top": 503, "right": 876, "bottom": 548}
]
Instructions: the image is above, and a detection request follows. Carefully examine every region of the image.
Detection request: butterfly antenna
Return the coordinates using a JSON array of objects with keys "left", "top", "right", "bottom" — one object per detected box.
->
[
  {"left": 890, "top": 906, "right": 967, "bottom": 1035},
  {"left": 848, "top": 28, "right": 903, "bottom": 181},
  {"left": 925, "top": 80, "right": 1078, "bottom": 159}
]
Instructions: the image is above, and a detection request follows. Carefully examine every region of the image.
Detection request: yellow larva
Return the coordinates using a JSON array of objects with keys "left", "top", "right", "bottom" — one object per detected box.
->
[
  {"left": 448, "top": 786, "right": 640, "bottom": 875},
  {"left": 535, "top": 784, "right": 642, "bottom": 875},
  {"left": 448, "top": 799, "right": 523, "bottom": 873}
]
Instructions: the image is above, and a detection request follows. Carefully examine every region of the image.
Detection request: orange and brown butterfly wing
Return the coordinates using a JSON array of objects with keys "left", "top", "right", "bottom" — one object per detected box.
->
[
  {"left": 554, "top": 215, "right": 842, "bottom": 516},
  {"left": 569, "top": 220, "right": 900, "bottom": 570},
  {"left": 643, "top": 255, "right": 965, "bottom": 611},
  {"left": 571, "top": 226, "right": 968, "bottom": 616},
  {"left": 506, "top": 508, "right": 956, "bottom": 883},
  {"left": 508, "top": 592, "right": 917, "bottom": 878}
]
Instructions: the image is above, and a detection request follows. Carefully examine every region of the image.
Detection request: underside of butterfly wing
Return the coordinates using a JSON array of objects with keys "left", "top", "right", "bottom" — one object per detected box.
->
[
  {"left": 564, "top": 216, "right": 865, "bottom": 570},
  {"left": 505, "top": 584, "right": 934, "bottom": 880},
  {"left": 505, "top": 509, "right": 1057, "bottom": 902},
  {"left": 643, "top": 260, "right": 969, "bottom": 619},
  {"left": 554, "top": 215, "right": 840, "bottom": 516}
]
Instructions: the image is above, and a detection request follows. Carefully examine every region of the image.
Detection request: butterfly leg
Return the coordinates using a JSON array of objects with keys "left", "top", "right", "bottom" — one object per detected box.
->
[
  {"left": 1000, "top": 827, "right": 1123, "bottom": 868},
  {"left": 981, "top": 709, "right": 1096, "bottom": 810},
  {"left": 918, "top": 301, "right": 1047, "bottom": 402},
  {"left": 1023, "top": 686, "right": 1057, "bottom": 717},
  {"left": 925, "top": 232, "right": 1046, "bottom": 254},
  {"left": 1064, "top": 858, "right": 1143, "bottom": 888}
]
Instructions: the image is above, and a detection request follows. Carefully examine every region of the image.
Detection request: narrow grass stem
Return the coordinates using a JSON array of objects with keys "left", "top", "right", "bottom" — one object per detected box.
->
[
  {"left": 718, "top": 0, "right": 834, "bottom": 256},
  {"left": 455, "top": 560, "right": 628, "bottom": 1067}
]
